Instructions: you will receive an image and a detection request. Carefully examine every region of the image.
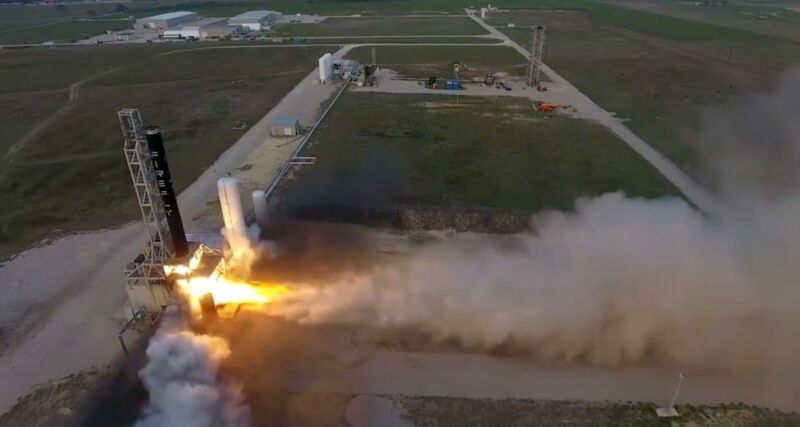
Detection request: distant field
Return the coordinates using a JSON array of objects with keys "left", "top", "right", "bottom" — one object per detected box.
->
[
  {"left": 277, "top": 93, "right": 676, "bottom": 227},
  {"left": 604, "top": 0, "right": 800, "bottom": 42},
  {"left": 0, "top": 45, "right": 328, "bottom": 258},
  {"left": 489, "top": 8, "right": 800, "bottom": 178},
  {"left": 294, "top": 36, "right": 501, "bottom": 44},
  {"left": 345, "top": 45, "right": 527, "bottom": 77},
  {"left": 0, "top": 3, "right": 126, "bottom": 31},
  {"left": 273, "top": 17, "right": 487, "bottom": 36},
  {"left": 0, "top": 19, "right": 133, "bottom": 44},
  {"left": 397, "top": 396, "right": 800, "bottom": 426},
  {"left": 127, "top": 0, "right": 574, "bottom": 17}
]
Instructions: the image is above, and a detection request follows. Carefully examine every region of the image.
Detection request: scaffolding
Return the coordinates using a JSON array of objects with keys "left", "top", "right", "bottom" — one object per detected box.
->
[
  {"left": 527, "top": 25, "right": 546, "bottom": 87},
  {"left": 118, "top": 108, "right": 172, "bottom": 322}
]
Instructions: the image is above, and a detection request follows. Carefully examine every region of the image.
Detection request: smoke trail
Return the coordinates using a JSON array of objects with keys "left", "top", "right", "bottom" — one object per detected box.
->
[
  {"left": 262, "top": 67, "right": 800, "bottom": 386},
  {"left": 134, "top": 310, "right": 251, "bottom": 427},
  {"left": 223, "top": 225, "right": 277, "bottom": 280}
]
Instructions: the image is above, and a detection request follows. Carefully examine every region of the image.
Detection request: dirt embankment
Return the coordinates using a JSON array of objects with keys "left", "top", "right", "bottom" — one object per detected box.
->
[
  {"left": 283, "top": 204, "right": 532, "bottom": 234},
  {"left": 396, "top": 207, "right": 530, "bottom": 234}
]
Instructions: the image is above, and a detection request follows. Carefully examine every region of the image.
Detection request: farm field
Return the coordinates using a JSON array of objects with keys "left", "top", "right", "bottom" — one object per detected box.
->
[
  {"left": 0, "top": 45, "right": 328, "bottom": 259},
  {"left": 489, "top": 8, "right": 800, "bottom": 179},
  {"left": 276, "top": 93, "right": 677, "bottom": 228},
  {"left": 345, "top": 45, "right": 527, "bottom": 77},
  {"left": 273, "top": 16, "right": 488, "bottom": 37}
]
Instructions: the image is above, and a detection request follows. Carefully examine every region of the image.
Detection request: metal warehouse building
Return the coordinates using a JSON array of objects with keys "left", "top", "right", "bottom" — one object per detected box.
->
[
  {"left": 162, "top": 20, "right": 242, "bottom": 40},
  {"left": 228, "top": 10, "right": 282, "bottom": 31},
  {"left": 135, "top": 11, "right": 200, "bottom": 31}
]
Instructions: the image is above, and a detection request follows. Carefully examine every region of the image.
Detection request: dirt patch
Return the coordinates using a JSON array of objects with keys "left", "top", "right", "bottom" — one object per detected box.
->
[
  {"left": 286, "top": 393, "right": 351, "bottom": 427},
  {"left": 0, "top": 370, "right": 102, "bottom": 427},
  {"left": 397, "top": 207, "right": 530, "bottom": 234}
]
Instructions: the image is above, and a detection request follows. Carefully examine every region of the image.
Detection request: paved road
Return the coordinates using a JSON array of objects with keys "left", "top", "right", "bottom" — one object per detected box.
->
[
  {"left": 468, "top": 13, "right": 722, "bottom": 215},
  {"left": 293, "top": 349, "right": 797, "bottom": 411}
]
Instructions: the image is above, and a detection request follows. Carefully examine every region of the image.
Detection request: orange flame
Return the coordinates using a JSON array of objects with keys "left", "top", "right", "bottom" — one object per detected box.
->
[{"left": 165, "top": 250, "right": 288, "bottom": 316}]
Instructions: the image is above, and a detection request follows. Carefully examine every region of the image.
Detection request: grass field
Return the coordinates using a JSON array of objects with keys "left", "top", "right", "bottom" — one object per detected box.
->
[
  {"left": 125, "top": 0, "right": 576, "bottom": 18},
  {"left": 0, "top": 45, "right": 327, "bottom": 258},
  {"left": 0, "top": 19, "right": 134, "bottom": 44},
  {"left": 276, "top": 93, "right": 676, "bottom": 226},
  {"left": 489, "top": 8, "right": 800, "bottom": 178},
  {"left": 0, "top": 3, "right": 127, "bottom": 31},
  {"left": 345, "top": 45, "right": 527, "bottom": 77},
  {"left": 397, "top": 396, "right": 800, "bottom": 426},
  {"left": 273, "top": 17, "right": 487, "bottom": 37}
]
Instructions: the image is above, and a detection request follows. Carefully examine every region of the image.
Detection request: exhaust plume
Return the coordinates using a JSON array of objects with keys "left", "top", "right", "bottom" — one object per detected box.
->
[
  {"left": 134, "top": 311, "right": 251, "bottom": 427},
  {"left": 259, "top": 67, "right": 800, "bottom": 389}
]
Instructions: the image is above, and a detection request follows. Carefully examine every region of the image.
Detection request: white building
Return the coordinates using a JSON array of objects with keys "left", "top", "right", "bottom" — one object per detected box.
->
[
  {"left": 135, "top": 11, "right": 200, "bottom": 31},
  {"left": 228, "top": 10, "right": 281, "bottom": 31},
  {"left": 161, "top": 18, "right": 242, "bottom": 40},
  {"left": 162, "top": 22, "right": 241, "bottom": 40}
]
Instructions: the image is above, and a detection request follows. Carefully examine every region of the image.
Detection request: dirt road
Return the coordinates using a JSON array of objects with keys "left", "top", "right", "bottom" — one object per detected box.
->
[{"left": 293, "top": 348, "right": 798, "bottom": 411}]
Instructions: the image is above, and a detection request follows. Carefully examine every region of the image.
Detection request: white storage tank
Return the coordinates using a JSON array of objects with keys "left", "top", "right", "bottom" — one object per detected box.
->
[{"left": 318, "top": 52, "right": 333, "bottom": 83}]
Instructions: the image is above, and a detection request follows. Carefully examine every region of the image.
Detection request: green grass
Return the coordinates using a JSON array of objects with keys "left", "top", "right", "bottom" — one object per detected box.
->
[
  {"left": 398, "top": 396, "right": 800, "bottom": 427},
  {"left": 345, "top": 45, "right": 527, "bottom": 76},
  {"left": 278, "top": 93, "right": 677, "bottom": 223},
  {"left": 0, "top": 45, "right": 327, "bottom": 258},
  {"left": 127, "top": 0, "right": 577, "bottom": 17},
  {"left": 0, "top": 91, "right": 68, "bottom": 155},
  {"left": 273, "top": 17, "right": 487, "bottom": 36},
  {"left": 575, "top": 0, "right": 761, "bottom": 41},
  {"left": 0, "top": 3, "right": 127, "bottom": 31},
  {"left": 490, "top": 8, "right": 800, "bottom": 178},
  {"left": 0, "top": 44, "right": 175, "bottom": 93},
  {"left": 0, "top": 19, "right": 133, "bottom": 44}
]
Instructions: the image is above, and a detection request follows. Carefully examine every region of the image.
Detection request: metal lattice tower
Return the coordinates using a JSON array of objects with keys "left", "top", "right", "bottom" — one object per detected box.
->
[
  {"left": 118, "top": 108, "right": 170, "bottom": 312},
  {"left": 527, "top": 25, "right": 546, "bottom": 87}
]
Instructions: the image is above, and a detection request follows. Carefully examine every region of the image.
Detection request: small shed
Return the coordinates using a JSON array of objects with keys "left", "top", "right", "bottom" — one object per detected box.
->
[{"left": 270, "top": 118, "right": 301, "bottom": 137}]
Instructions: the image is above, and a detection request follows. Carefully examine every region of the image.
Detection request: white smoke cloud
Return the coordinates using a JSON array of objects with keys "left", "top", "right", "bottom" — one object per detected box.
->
[
  {"left": 264, "top": 68, "right": 800, "bottom": 387},
  {"left": 223, "top": 225, "right": 277, "bottom": 280},
  {"left": 134, "top": 311, "right": 251, "bottom": 427},
  {"left": 274, "top": 193, "right": 799, "bottom": 375}
]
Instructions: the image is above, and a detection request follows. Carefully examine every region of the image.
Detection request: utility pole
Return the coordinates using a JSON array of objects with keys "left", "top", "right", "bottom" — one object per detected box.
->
[
  {"left": 527, "top": 25, "right": 546, "bottom": 87},
  {"left": 371, "top": 46, "right": 376, "bottom": 65}
]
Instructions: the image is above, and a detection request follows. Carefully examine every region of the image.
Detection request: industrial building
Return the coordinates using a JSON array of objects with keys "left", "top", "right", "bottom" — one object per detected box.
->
[
  {"left": 162, "top": 20, "right": 242, "bottom": 40},
  {"left": 228, "top": 10, "right": 281, "bottom": 31},
  {"left": 271, "top": 118, "right": 301, "bottom": 137},
  {"left": 135, "top": 11, "right": 200, "bottom": 31}
]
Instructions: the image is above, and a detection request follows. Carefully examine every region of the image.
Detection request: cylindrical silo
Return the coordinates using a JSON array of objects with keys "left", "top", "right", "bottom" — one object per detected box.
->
[
  {"left": 318, "top": 54, "right": 329, "bottom": 82},
  {"left": 217, "top": 177, "right": 246, "bottom": 236},
  {"left": 252, "top": 190, "right": 269, "bottom": 227}
]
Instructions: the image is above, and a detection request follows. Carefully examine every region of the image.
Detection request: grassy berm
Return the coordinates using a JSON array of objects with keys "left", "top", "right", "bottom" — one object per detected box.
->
[{"left": 277, "top": 92, "right": 677, "bottom": 229}]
